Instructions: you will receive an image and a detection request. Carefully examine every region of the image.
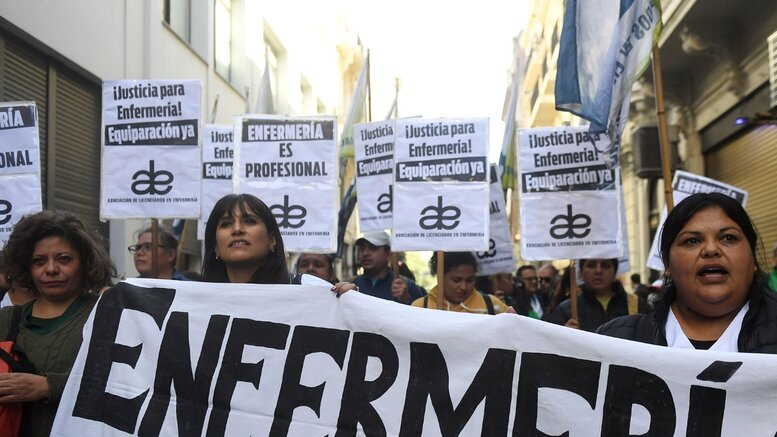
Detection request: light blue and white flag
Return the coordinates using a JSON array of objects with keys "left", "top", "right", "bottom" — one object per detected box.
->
[
  {"left": 555, "top": 0, "right": 662, "bottom": 160},
  {"left": 339, "top": 53, "right": 369, "bottom": 158}
]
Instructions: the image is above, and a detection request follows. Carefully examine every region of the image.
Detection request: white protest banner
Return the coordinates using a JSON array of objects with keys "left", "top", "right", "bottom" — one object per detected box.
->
[
  {"left": 198, "top": 124, "right": 234, "bottom": 239},
  {"left": 101, "top": 80, "right": 202, "bottom": 219},
  {"left": 519, "top": 126, "right": 622, "bottom": 260},
  {"left": 354, "top": 120, "right": 394, "bottom": 232},
  {"left": 392, "top": 118, "right": 489, "bottom": 251},
  {"left": 474, "top": 164, "right": 516, "bottom": 275},
  {"left": 646, "top": 170, "right": 748, "bottom": 271},
  {"left": 0, "top": 102, "right": 42, "bottom": 243},
  {"left": 55, "top": 279, "right": 777, "bottom": 437},
  {"left": 235, "top": 115, "right": 338, "bottom": 252}
]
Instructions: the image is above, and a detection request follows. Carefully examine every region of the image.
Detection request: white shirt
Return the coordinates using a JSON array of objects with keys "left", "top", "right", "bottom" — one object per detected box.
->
[
  {"left": 665, "top": 303, "right": 749, "bottom": 352},
  {"left": 0, "top": 293, "right": 11, "bottom": 308}
]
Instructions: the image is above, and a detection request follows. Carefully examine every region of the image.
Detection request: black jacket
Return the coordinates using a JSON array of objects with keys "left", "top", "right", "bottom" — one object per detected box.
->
[
  {"left": 545, "top": 281, "right": 651, "bottom": 332},
  {"left": 512, "top": 290, "right": 550, "bottom": 317},
  {"left": 597, "top": 283, "right": 777, "bottom": 353}
]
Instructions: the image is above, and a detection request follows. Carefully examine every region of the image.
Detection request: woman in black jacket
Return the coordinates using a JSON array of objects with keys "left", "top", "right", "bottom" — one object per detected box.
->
[{"left": 599, "top": 193, "right": 777, "bottom": 353}]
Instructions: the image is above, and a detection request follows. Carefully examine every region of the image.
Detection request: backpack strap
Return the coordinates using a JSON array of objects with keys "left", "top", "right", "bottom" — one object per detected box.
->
[
  {"left": 5, "top": 305, "right": 24, "bottom": 342},
  {"left": 480, "top": 292, "right": 495, "bottom": 315},
  {"left": 0, "top": 305, "right": 34, "bottom": 373},
  {"left": 423, "top": 295, "right": 429, "bottom": 308},
  {"left": 627, "top": 292, "right": 639, "bottom": 316}
]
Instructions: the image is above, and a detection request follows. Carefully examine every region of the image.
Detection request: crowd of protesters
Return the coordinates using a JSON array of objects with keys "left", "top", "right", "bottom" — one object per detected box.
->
[{"left": 1, "top": 191, "right": 776, "bottom": 437}]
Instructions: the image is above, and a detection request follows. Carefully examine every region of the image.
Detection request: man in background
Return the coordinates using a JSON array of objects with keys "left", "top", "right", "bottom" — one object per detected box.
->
[
  {"left": 130, "top": 227, "right": 188, "bottom": 280},
  {"left": 538, "top": 263, "right": 559, "bottom": 302},
  {"left": 354, "top": 231, "right": 424, "bottom": 304},
  {"left": 513, "top": 265, "right": 548, "bottom": 319}
]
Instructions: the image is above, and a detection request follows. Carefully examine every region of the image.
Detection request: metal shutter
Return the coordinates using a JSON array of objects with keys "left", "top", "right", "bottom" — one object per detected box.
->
[
  {"left": 50, "top": 67, "right": 104, "bottom": 234},
  {"left": 0, "top": 33, "right": 49, "bottom": 205},
  {"left": 706, "top": 126, "right": 777, "bottom": 259},
  {"left": 0, "top": 30, "right": 104, "bottom": 236}
]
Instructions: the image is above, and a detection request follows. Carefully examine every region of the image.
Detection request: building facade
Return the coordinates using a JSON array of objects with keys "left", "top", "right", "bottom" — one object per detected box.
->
[
  {"left": 0, "top": 1, "right": 363, "bottom": 278},
  {"left": 507, "top": 0, "right": 777, "bottom": 279}
]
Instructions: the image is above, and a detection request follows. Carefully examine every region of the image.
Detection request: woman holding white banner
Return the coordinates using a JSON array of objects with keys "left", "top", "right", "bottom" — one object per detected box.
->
[
  {"left": 599, "top": 193, "right": 777, "bottom": 352},
  {"left": 412, "top": 252, "right": 505, "bottom": 314},
  {"left": 0, "top": 210, "right": 117, "bottom": 437},
  {"left": 201, "top": 194, "right": 356, "bottom": 293}
]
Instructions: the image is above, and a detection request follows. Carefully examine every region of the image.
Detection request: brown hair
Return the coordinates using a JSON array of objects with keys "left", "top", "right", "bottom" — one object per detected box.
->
[{"left": 2, "top": 210, "right": 117, "bottom": 293}]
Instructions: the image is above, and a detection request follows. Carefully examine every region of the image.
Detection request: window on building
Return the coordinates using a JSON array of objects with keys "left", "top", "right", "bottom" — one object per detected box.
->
[
  {"left": 163, "top": 0, "right": 191, "bottom": 42},
  {"left": 265, "top": 41, "right": 280, "bottom": 110},
  {"left": 214, "top": 0, "right": 232, "bottom": 80},
  {"left": 300, "top": 76, "right": 313, "bottom": 114},
  {"left": 163, "top": 0, "right": 206, "bottom": 58}
]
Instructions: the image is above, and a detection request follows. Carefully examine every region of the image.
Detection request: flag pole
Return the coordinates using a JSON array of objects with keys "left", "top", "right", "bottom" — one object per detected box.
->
[
  {"left": 391, "top": 254, "right": 399, "bottom": 280},
  {"left": 436, "top": 251, "right": 445, "bottom": 310},
  {"left": 569, "top": 259, "right": 578, "bottom": 323},
  {"left": 176, "top": 220, "right": 188, "bottom": 272},
  {"left": 150, "top": 219, "right": 159, "bottom": 279},
  {"left": 651, "top": 46, "right": 674, "bottom": 212},
  {"left": 394, "top": 77, "right": 400, "bottom": 118},
  {"left": 367, "top": 50, "right": 372, "bottom": 122}
]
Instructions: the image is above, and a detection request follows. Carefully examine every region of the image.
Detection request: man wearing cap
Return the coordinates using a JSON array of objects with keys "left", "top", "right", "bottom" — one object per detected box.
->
[
  {"left": 769, "top": 243, "right": 777, "bottom": 292},
  {"left": 354, "top": 230, "right": 425, "bottom": 304}
]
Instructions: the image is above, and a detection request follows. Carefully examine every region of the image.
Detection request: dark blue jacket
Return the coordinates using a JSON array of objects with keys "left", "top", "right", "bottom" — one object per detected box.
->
[{"left": 354, "top": 271, "right": 425, "bottom": 304}]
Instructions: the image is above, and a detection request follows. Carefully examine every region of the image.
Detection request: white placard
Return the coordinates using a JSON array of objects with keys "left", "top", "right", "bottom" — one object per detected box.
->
[
  {"left": 100, "top": 80, "right": 202, "bottom": 219},
  {"left": 54, "top": 278, "right": 777, "bottom": 437},
  {"left": 0, "top": 102, "right": 43, "bottom": 244},
  {"left": 646, "top": 170, "right": 749, "bottom": 271},
  {"left": 354, "top": 120, "right": 394, "bottom": 232},
  {"left": 519, "top": 126, "right": 622, "bottom": 260},
  {"left": 198, "top": 124, "right": 235, "bottom": 239},
  {"left": 474, "top": 164, "right": 516, "bottom": 275},
  {"left": 235, "top": 115, "right": 338, "bottom": 252},
  {"left": 392, "top": 118, "right": 489, "bottom": 251}
]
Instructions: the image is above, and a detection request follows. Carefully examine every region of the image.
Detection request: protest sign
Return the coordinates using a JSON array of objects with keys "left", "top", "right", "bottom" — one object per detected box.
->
[
  {"left": 54, "top": 278, "right": 777, "bottom": 437},
  {"left": 198, "top": 124, "right": 234, "bottom": 239},
  {"left": 392, "top": 118, "right": 489, "bottom": 251},
  {"left": 474, "top": 164, "right": 516, "bottom": 275},
  {"left": 519, "top": 126, "right": 622, "bottom": 260},
  {"left": 235, "top": 116, "right": 338, "bottom": 252},
  {"left": 646, "top": 170, "right": 748, "bottom": 270},
  {"left": 354, "top": 120, "right": 394, "bottom": 232},
  {"left": 101, "top": 80, "right": 202, "bottom": 219},
  {"left": 0, "top": 102, "right": 42, "bottom": 243}
]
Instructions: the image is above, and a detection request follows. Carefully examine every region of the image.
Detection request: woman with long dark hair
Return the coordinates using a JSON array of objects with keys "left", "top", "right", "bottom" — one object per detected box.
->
[
  {"left": 201, "top": 194, "right": 355, "bottom": 291},
  {"left": 599, "top": 193, "right": 777, "bottom": 352}
]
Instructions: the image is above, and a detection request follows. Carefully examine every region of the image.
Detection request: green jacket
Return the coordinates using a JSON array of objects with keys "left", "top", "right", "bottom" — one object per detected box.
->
[
  {"left": 0, "top": 294, "right": 97, "bottom": 437},
  {"left": 769, "top": 268, "right": 777, "bottom": 293}
]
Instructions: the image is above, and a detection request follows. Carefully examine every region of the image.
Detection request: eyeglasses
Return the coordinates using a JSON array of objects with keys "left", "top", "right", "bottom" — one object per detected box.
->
[
  {"left": 522, "top": 276, "right": 538, "bottom": 282},
  {"left": 540, "top": 277, "right": 553, "bottom": 283},
  {"left": 127, "top": 243, "right": 165, "bottom": 254}
]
